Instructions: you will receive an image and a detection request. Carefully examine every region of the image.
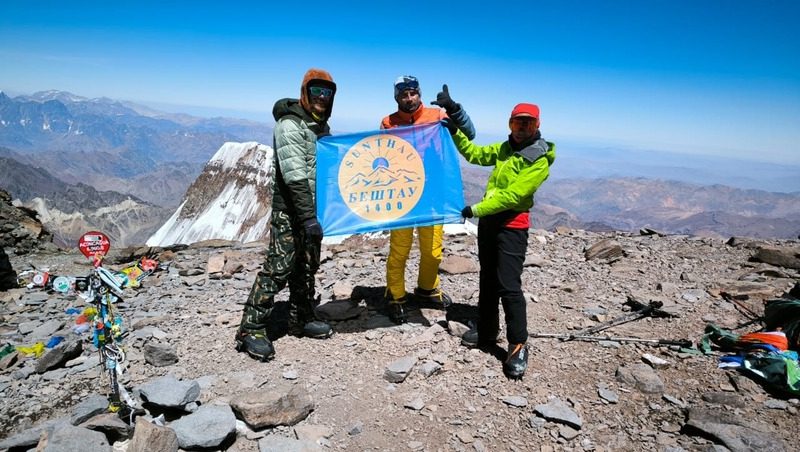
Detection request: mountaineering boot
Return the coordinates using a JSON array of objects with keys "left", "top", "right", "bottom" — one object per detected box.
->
[
  {"left": 235, "top": 332, "right": 275, "bottom": 361},
  {"left": 461, "top": 329, "right": 501, "bottom": 348},
  {"left": 302, "top": 320, "right": 333, "bottom": 339},
  {"left": 413, "top": 287, "right": 453, "bottom": 308},
  {"left": 384, "top": 291, "right": 409, "bottom": 324},
  {"left": 288, "top": 320, "right": 333, "bottom": 338},
  {"left": 503, "top": 343, "right": 529, "bottom": 379},
  {"left": 388, "top": 301, "right": 408, "bottom": 324}
]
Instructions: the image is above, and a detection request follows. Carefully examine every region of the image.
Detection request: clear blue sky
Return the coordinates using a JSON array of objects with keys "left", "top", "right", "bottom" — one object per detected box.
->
[{"left": 2, "top": 1, "right": 799, "bottom": 164}]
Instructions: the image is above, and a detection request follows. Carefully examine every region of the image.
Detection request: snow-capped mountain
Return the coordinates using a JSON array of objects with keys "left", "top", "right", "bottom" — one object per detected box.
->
[{"left": 146, "top": 142, "right": 274, "bottom": 246}]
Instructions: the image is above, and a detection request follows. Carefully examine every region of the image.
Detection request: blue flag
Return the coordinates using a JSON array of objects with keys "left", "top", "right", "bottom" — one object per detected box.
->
[{"left": 317, "top": 122, "right": 465, "bottom": 236}]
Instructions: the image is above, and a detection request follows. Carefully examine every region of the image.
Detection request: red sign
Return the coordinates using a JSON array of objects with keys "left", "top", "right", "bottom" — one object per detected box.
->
[{"left": 78, "top": 231, "right": 111, "bottom": 259}]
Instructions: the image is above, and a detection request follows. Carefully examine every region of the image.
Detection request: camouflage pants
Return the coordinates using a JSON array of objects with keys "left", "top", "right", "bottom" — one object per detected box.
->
[{"left": 239, "top": 210, "right": 321, "bottom": 335}]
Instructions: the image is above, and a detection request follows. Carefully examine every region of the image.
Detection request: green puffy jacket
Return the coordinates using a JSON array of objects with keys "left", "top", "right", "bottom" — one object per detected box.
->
[
  {"left": 270, "top": 98, "right": 331, "bottom": 222},
  {"left": 452, "top": 129, "right": 556, "bottom": 218}
]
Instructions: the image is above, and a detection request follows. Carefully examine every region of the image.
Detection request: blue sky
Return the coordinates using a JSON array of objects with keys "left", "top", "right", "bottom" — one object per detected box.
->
[{"left": 2, "top": 1, "right": 799, "bottom": 164}]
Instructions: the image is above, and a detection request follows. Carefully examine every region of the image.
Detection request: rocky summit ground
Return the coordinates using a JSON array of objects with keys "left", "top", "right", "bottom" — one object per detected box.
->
[{"left": 1, "top": 228, "right": 799, "bottom": 452}]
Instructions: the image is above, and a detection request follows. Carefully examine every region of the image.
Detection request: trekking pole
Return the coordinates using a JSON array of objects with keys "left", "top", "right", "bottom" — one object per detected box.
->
[{"left": 531, "top": 332, "right": 693, "bottom": 348}]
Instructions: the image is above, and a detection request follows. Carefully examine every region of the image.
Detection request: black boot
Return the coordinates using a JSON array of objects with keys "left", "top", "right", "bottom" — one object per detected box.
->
[
  {"left": 461, "top": 329, "right": 500, "bottom": 348},
  {"left": 235, "top": 332, "right": 275, "bottom": 361},
  {"left": 300, "top": 320, "right": 333, "bottom": 339},
  {"left": 503, "top": 343, "right": 529, "bottom": 379},
  {"left": 388, "top": 301, "right": 408, "bottom": 324},
  {"left": 413, "top": 287, "right": 453, "bottom": 308}
]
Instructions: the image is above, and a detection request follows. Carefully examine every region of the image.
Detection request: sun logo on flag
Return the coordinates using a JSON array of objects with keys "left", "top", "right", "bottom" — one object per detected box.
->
[{"left": 338, "top": 133, "right": 425, "bottom": 221}]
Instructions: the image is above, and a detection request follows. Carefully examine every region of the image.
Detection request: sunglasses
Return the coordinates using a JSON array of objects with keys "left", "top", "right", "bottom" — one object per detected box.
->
[{"left": 309, "top": 86, "right": 333, "bottom": 98}]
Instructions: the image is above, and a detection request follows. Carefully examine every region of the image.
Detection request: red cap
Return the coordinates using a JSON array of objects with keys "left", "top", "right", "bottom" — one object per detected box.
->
[{"left": 510, "top": 103, "right": 540, "bottom": 119}]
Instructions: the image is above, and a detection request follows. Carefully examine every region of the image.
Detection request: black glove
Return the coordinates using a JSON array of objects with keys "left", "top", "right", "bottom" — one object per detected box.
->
[
  {"left": 303, "top": 218, "right": 323, "bottom": 241},
  {"left": 431, "top": 84, "right": 459, "bottom": 114},
  {"left": 461, "top": 206, "right": 474, "bottom": 218},
  {"left": 441, "top": 117, "right": 458, "bottom": 135}
]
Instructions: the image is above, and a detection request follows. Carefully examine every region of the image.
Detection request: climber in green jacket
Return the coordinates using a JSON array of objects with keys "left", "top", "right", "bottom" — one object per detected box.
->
[{"left": 443, "top": 102, "right": 555, "bottom": 379}]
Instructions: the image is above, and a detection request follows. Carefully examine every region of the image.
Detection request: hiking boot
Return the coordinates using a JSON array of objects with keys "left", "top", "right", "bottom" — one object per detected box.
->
[
  {"left": 302, "top": 320, "right": 333, "bottom": 339},
  {"left": 413, "top": 287, "right": 453, "bottom": 308},
  {"left": 235, "top": 332, "right": 275, "bottom": 361},
  {"left": 461, "top": 329, "right": 500, "bottom": 348},
  {"left": 289, "top": 320, "right": 333, "bottom": 339},
  {"left": 388, "top": 301, "right": 409, "bottom": 324},
  {"left": 503, "top": 343, "right": 529, "bottom": 379}
]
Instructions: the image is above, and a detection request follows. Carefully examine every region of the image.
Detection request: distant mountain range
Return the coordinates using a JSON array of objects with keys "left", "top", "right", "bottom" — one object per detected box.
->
[
  {"left": 0, "top": 90, "right": 272, "bottom": 163},
  {"left": 1, "top": 89, "right": 799, "bottom": 244}
]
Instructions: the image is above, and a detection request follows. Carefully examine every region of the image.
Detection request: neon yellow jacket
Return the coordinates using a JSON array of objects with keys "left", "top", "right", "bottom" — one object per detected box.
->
[{"left": 452, "top": 129, "right": 555, "bottom": 218}]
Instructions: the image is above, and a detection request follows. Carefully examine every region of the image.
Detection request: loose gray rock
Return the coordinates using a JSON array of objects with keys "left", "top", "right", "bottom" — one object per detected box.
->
[
  {"left": 70, "top": 394, "right": 111, "bottom": 425},
  {"left": 144, "top": 342, "right": 179, "bottom": 367},
  {"left": 43, "top": 424, "right": 111, "bottom": 452},
  {"left": 598, "top": 386, "right": 619, "bottom": 404},
  {"left": 170, "top": 404, "right": 237, "bottom": 449},
  {"left": 35, "top": 340, "right": 82, "bottom": 374},
  {"left": 501, "top": 396, "right": 528, "bottom": 408},
  {"left": 0, "top": 417, "right": 69, "bottom": 450},
  {"left": 701, "top": 391, "right": 745, "bottom": 408},
  {"left": 138, "top": 374, "right": 200, "bottom": 408},
  {"left": 616, "top": 363, "right": 665, "bottom": 394},
  {"left": 29, "top": 319, "right": 65, "bottom": 339},
  {"left": 79, "top": 412, "right": 131, "bottom": 437},
  {"left": 685, "top": 408, "right": 786, "bottom": 452},
  {"left": 418, "top": 360, "right": 442, "bottom": 378},
  {"left": 384, "top": 355, "right": 417, "bottom": 383},
  {"left": 534, "top": 398, "right": 582, "bottom": 429}
]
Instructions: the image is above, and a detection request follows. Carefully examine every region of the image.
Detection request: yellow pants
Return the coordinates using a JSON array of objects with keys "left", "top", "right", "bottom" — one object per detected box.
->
[{"left": 385, "top": 224, "right": 443, "bottom": 300}]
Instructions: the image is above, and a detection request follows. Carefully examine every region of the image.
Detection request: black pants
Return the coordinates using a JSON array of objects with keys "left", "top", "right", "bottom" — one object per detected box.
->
[{"left": 477, "top": 215, "right": 529, "bottom": 344}]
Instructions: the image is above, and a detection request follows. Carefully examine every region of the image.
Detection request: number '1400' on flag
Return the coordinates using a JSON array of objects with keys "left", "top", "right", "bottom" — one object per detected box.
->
[{"left": 316, "top": 122, "right": 465, "bottom": 236}]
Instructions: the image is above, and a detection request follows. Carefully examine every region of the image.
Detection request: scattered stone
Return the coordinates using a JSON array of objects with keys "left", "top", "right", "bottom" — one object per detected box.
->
[
  {"left": 230, "top": 386, "right": 314, "bottom": 429},
  {"left": 440, "top": 255, "right": 479, "bottom": 274},
  {"left": 128, "top": 417, "right": 179, "bottom": 452},
  {"left": 418, "top": 360, "right": 442, "bottom": 378},
  {"left": 501, "top": 396, "right": 528, "bottom": 408},
  {"left": 598, "top": 386, "right": 619, "bottom": 404},
  {"left": 138, "top": 375, "right": 200, "bottom": 408},
  {"left": 79, "top": 412, "right": 131, "bottom": 437},
  {"left": 170, "top": 404, "right": 237, "bottom": 449},
  {"left": 35, "top": 340, "right": 82, "bottom": 374},
  {"left": 616, "top": 363, "right": 665, "bottom": 394},
  {"left": 584, "top": 238, "right": 624, "bottom": 262},
  {"left": 70, "top": 394, "right": 110, "bottom": 425},
  {"left": 642, "top": 353, "right": 670, "bottom": 369},
  {"left": 42, "top": 424, "right": 111, "bottom": 451},
  {"left": 559, "top": 424, "right": 580, "bottom": 441},
  {"left": 384, "top": 355, "right": 417, "bottom": 383},
  {"left": 702, "top": 392, "right": 745, "bottom": 408},
  {"left": 404, "top": 398, "right": 425, "bottom": 411},
  {"left": 144, "top": 342, "right": 179, "bottom": 367},
  {"left": 348, "top": 421, "right": 363, "bottom": 436},
  {"left": 764, "top": 399, "right": 789, "bottom": 410},
  {"left": 685, "top": 407, "right": 787, "bottom": 452},
  {"left": 534, "top": 398, "right": 582, "bottom": 429}
]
